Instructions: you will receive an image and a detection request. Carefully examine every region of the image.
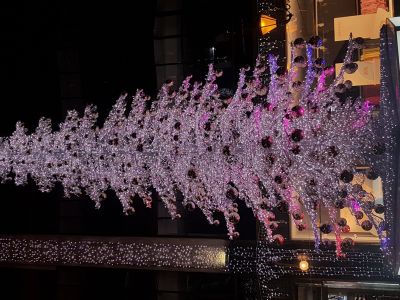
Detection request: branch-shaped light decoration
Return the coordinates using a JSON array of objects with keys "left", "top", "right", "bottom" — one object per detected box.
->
[{"left": 0, "top": 36, "right": 395, "bottom": 256}]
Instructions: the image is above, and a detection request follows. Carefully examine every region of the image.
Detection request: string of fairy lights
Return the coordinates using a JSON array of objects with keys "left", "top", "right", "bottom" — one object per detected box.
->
[{"left": 0, "top": 236, "right": 228, "bottom": 271}]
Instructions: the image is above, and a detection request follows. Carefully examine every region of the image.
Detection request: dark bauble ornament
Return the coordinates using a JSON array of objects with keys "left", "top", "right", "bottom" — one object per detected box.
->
[
  {"left": 292, "top": 212, "right": 304, "bottom": 220},
  {"left": 261, "top": 136, "right": 273, "bottom": 148},
  {"left": 335, "top": 83, "right": 346, "bottom": 93},
  {"left": 297, "top": 224, "right": 307, "bottom": 231},
  {"left": 344, "top": 80, "right": 352, "bottom": 89},
  {"left": 274, "top": 175, "right": 283, "bottom": 184},
  {"left": 338, "top": 189, "right": 348, "bottom": 198},
  {"left": 340, "top": 170, "right": 354, "bottom": 183},
  {"left": 228, "top": 212, "right": 240, "bottom": 224},
  {"left": 291, "top": 145, "right": 301, "bottom": 154},
  {"left": 366, "top": 169, "right": 379, "bottom": 180},
  {"left": 308, "top": 36, "right": 322, "bottom": 48},
  {"left": 337, "top": 218, "right": 347, "bottom": 227},
  {"left": 291, "top": 105, "right": 305, "bottom": 117},
  {"left": 342, "top": 225, "right": 351, "bottom": 233},
  {"left": 312, "top": 66, "right": 323, "bottom": 76},
  {"left": 291, "top": 81, "right": 302, "bottom": 90},
  {"left": 374, "top": 204, "right": 384, "bottom": 214},
  {"left": 320, "top": 223, "right": 333, "bottom": 234},
  {"left": 174, "top": 122, "right": 181, "bottom": 130},
  {"left": 354, "top": 37, "right": 364, "bottom": 48},
  {"left": 277, "top": 201, "right": 288, "bottom": 213},
  {"left": 341, "top": 238, "right": 354, "bottom": 250},
  {"left": 222, "top": 145, "right": 230, "bottom": 156},
  {"left": 361, "top": 220, "right": 373, "bottom": 231},
  {"left": 314, "top": 57, "right": 325, "bottom": 68},
  {"left": 185, "top": 201, "right": 196, "bottom": 211},
  {"left": 291, "top": 129, "right": 304, "bottom": 142},
  {"left": 354, "top": 211, "right": 364, "bottom": 220},
  {"left": 276, "top": 66, "right": 286, "bottom": 77},
  {"left": 265, "top": 153, "right": 275, "bottom": 166},
  {"left": 352, "top": 184, "right": 363, "bottom": 194},
  {"left": 372, "top": 142, "right": 386, "bottom": 155},
  {"left": 226, "top": 188, "right": 238, "bottom": 200},
  {"left": 293, "top": 37, "right": 306, "bottom": 48},
  {"left": 294, "top": 56, "right": 306, "bottom": 67},
  {"left": 344, "top": 62, "right": 358, "bottom": 74},
  {"left": 187, "top": 168, "right": 197, "bottom": 179},
  {"left": 328, "top": 145, "right": 339, "bottom": 157},
  {"left": 334, "top": 199, "right": 345, "bottom": 209}
]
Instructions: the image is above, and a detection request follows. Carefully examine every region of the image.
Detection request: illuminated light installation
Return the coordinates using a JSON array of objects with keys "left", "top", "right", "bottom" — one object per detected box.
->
[
  {"left": 299, "top": 259, "right": 309, "bottom": 272},
  {"left": 259, "top": 3, "right": 293, "bottom": 35},
  {"left": 260, "top": 14, "right": 277, "bottom": 35},
  {"left": 0, "top": 36, "right": 396, "bottom": 257}
]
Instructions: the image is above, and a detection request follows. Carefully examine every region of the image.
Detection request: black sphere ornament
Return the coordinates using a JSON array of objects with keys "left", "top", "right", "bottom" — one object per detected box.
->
[
  {"left": 274, "top": 175, "right": 283, "bottom": 184},
  {"left": 292, "top": 212, "right": 304, "bottom": 220},
  {"left": 354, "top": 211, "right": 364, "bottom": 220},
  {"left": 228, "top": 212, "right": 240, "bottom": 224},
  {"left": 328, "top": 146, "right": 339, "bottom": 157},
  {"left": 374, "top": 204, "right": 384, "bottom": 214},
  {"left": 276, "top": 66, "right": 286, "bottom": 77},
  {"left": 354, "top": 37, "right": 364, "bottom": 48},
  {"left": 338, "top": 189, "right": 348, "bottom": 198},
  {"left": 292, "top": 81, "right": 302, "bottom": 89},
  {"left": 344, "top": 80, "right": 353, "bottom": 89},
  {"left": 174, "top": 122, "right": 181, "bottom": 130},
  {"left": 185, "top": 201, "right": 196, "bottom": 211},
  {"left": 340, "top": 170, "right": 353, "bottom": 183},
  {"left": 308, "top": 36, "right": 322, "bottom": 48},
  {"left": 341, "top": 238, "right": 354, "bottom": 250},
  {"left": 335, "top": 83, "right": 346, "bottom": 93},
  {"left": 297, "top": 224, "right": 306, "bottom": 231},
  {"left": 344, "top": 62, "right": 358, "bottom": 74},
  {"left": 314, "top": 57, "right": 325, "bottom": 68},
  {"left": 372, "top": 142, "right": 386, "bottom": 155},
  {"left": 361, "top": 220, "right": 373, "bottom": 231},
  {"left": 320, "top": 223, "right": 333, "bottom": 234},
  {"left": 291, "top": 129, "right": 304, "bottom": 142},
  {"left": 334, "top": 199, "right": 345, "bottom": 209},
  {"left": 312, "top": 66, "right": 323, "bottom": 76},
  {"left": 366, "top": 169, "right": 379, "bottom": 180},
  {"left": 337, "top": 218, "right": 347, "bottom": 227},
  {"left": 261, "top": 136, "right": 273, "bottom": 148},
  {"left": 293, "top": 37, "right": 306, "bottom": 48},
  {"left": 291, "top": 105, "right": 305, "bottom": 117},
  {"left": 291, "top": 145, "right": 301, "bottom": 154},
  {"left": 294, "top": 56, "right": 306, "bottom": 67},
  {"left": 226, "top": 188, "right": 238, "bottom": 200},
  {"left": 187, "top": 168, "right": 197, "bottom": 179},
  {"left": 223, "top": 145, "right": 230, "bottom": 156}
]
